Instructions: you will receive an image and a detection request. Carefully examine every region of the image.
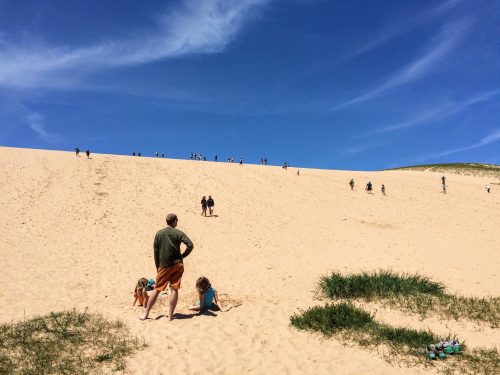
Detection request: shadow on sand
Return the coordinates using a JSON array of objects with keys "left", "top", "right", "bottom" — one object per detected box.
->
[{"left": 154, "top": 310, "right": 217, "bottom": 320}]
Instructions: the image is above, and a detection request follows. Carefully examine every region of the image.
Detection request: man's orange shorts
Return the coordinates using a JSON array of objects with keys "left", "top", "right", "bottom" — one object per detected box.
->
[{"left": 155, "top": 263, "right": 184, "bottom": 291}]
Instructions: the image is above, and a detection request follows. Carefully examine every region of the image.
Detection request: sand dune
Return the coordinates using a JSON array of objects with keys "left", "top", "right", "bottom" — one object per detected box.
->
[{"left": 1, "top": 146, "right": 499, "bottom": 374}]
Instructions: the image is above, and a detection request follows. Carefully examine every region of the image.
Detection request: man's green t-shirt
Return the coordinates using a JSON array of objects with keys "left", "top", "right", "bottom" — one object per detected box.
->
[{"left": 153, "top": 227, "right": 193, "bottom": 268}]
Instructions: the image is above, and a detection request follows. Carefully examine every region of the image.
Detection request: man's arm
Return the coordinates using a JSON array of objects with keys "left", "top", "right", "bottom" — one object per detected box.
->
[
  {"left": 181, "top": 233, "right": 194, "bottom": 259},
  {"left": 153, "top": 234, "right": 160, "bottom": 270}
]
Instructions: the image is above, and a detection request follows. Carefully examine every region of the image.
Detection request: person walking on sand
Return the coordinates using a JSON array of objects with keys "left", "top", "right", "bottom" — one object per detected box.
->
[
  {"left": 75, "top": 147, "right": 80, "bottom": 157},
  {"left": 86, "top": 149, "right": 90, "bottom": 159},
  {"left": 441, "top": 176, "right": 446, "bottom": 194},
  {"left": 349, "top": 179, "right": 354, "bottom": 190},
  {"left": 365, "top": 181, "right": 373, "bottom": 194},
  {"left": 201, "top": 196, "right": 207, "bottom": 216},
  {"left": 381, "top": 184, "right": 386, "bottom": 196},
  {"left": 485, "top": 184, "right": 491, "bottom": 193},
  {"left": 140, "top": 214, "right": 194, "bottom": 321},
  {"left": 207, "top": 196, "right": 215, "bottom": 216}
]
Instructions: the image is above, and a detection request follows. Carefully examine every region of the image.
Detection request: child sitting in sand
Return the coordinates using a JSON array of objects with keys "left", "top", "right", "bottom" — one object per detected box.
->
[
  {"left": 189, "top": 276, "right": 226, "bottom": 312},
  {"left": 133, "top": 278, "right": 155, "bottom": 307}
]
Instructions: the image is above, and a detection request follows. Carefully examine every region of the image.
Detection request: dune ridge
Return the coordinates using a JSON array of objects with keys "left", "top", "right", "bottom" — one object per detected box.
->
[{"left": 1, "top": 146, "right": 499, "bottom": 374}]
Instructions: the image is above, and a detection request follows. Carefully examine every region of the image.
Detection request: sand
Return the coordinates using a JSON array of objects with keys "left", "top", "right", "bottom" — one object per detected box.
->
[{"left": 0, "top": 146, "right": 499, "bottom": 374}]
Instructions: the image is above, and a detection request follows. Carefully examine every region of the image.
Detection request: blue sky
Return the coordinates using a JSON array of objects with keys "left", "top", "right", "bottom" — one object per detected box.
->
[{"left": 0, "top": 0, "right": 499, "bottom": 170}]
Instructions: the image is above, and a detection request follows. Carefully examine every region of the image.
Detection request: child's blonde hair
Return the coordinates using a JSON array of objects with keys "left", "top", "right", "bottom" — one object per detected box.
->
[
  {"left": 196, "top": 276, "right": 211, "bottom": 294},
  {"left": 134, "top": 278, "right": 148, "bottom": 292}
]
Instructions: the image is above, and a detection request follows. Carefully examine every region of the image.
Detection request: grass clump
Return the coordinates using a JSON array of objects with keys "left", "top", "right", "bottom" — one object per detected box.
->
[
  {"left": 291, "top": 303, "right": 499, "bottom": 374},
  {"left": 319, "top": 271, "right": 500, "bottom": 327},
  {"left": 290, "top": 303, "right": 374, "bottom": 336},
  {"left": 291, "top": 303, "right": 442, "bottom": 356},
  {"left": 0, "top": 309, "right": 146, "bottom": 375},
  {"left": 386, "top": 162, "right": 500, "bottom": 179},
  {"left": 319, "top": 270, "right": 445, "bottom": 300}
]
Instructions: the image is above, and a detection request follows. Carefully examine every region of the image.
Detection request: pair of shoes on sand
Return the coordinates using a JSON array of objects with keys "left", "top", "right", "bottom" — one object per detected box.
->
[{"left": 424, "top": 340, "right": 461, "bottom": 360}]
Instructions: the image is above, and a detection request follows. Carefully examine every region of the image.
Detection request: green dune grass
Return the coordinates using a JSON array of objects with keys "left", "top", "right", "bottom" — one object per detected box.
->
[
  {"left": 0, "top": 310, "right": 146, "bottom": 375},
  {"left": 318, "top": 271, "right": 499, "bottom": 327},
  {"left": 291, "top": 271, "right": 500, "bottom": 373}
]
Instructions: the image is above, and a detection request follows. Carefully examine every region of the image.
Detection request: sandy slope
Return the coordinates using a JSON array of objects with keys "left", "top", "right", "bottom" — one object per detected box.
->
[{"left": 0, "top": 146, "right": 498, "bottom": 375}]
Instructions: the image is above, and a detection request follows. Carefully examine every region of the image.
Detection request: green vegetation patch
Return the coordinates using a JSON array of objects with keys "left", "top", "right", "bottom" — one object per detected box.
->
[
  {"left": 291, "top": 303, "right": 499, "bottom": 374},
  {"left": 291, "top": 302, "right": 440, "bottom": 351},
  {"left": 319, "top": 271, "right": 499, "bottom": 327},
  {"left": 290, "top": 302, "right": 374, "bottom": 336},
  {"left": 386, "top": 162, "right": 500, "bottom": 179},
  {"left": 0, "top": 310, "right": 146, "bottom": 375},
  {"left": 319, "top": 270, "right": 445, "bottom": 300}
]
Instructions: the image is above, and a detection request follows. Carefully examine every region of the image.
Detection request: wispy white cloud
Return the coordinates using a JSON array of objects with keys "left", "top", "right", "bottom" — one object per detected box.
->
[
  {"left": 424, "top": 129, "right": 500, "bottom": 160},
  {"left": 25, "top": 112, "right": 60, "bottom": 143},
  {"left": 0, "top": 0, "right": 271, "bottom": 89},
  {"left": 332, "top": 19, "right": 471, "bottom": 111},
  {"left": 345, "top": 0, "right": 462, "bottom": 60},
  {"left": 371, "top": 90, "right": 499, "bottom": 134}
]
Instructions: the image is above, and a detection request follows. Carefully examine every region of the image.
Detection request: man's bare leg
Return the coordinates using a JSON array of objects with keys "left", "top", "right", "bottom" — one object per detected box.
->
[
  {"left": 169, "top": 288, "right": 179, "bottom": 321},
  {"left": 140, "top": 289, "right": 159, "bottom": 320}
]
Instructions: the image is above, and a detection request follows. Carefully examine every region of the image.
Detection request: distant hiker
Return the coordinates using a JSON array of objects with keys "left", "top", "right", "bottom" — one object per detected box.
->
[
  {"left": 204, "top": 156, "right": 207, "bottom": 161},
  {"left": 138, "top": 152, "right": 141, "bottom": 157},
  {"left": 162, "top": 153, "right": 165, "bottom": 158},
  {"left": 365, "top": 181, "right": 373, "bottom": 194},
  {"left": 349, "top": 179, "right": 354, "bottom": 190},
  {"left": 215, "top": 155, "right": 218, "bottom": 162},
  {"left": 198, "top": 153, "right": 202, "bottom": 161},
  {"left": 75, "top": 147, "right": 80, "bottom": 157},
  {"left": 264, "top": 158, "right": 267, "bottom": 165},
  {"left": 201, "top": 196, "right": 207, "bottom": 216},
  {"left": 381, "top": 184, "right": 386, "bottom": 196},
  {"left": 297, "top": 169, "right": 300, "bottom": 176},
  {"left": 207, "top": 196, "right": 215, "bottom": 216},
  {"left": 485, "top": 184, "right": 491, "bottom": 193},
  {"left": 239, "top": 158, "right": 243, "bottom": 165},
  {"left": 140, "top": 213, "right": 194, "bottom": 321},
  {"left": 133, "top": 152, "right": 136, "bottom": 156},
  {"left": 156, "top": 152, "right": 159, "bottom": 157},
  {"left": 441, "top": 176, "right": 446, "bottom": 194},
  {"left": 86, "top": 150, "right": 90, "bottom": 159}
]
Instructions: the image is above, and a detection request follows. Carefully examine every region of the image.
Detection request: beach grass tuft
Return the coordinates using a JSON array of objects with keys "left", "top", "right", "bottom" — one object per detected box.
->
[
  {"left": 0, "top": 309, "right": 146, "bottom": 375},
  {"left": 290, "top": 302, "right": 440, "bottom": 351},
  {"left": 386, "top": 162, "right": 500, "bottom": 179},
  {"left": 291, "top": 303, "right": 499, "bottom": 374},
  {"left": 318, "top": 271, "right": 499, "bottom": 327},
  {"left": 290, "top": 302, "right": 374, "bottom": 336},
  {"left": 319, "top": 270, "right": 445, "bottom": 300},
  {"left": 294, "top": 271, "right": 500, "bottom": 372}
]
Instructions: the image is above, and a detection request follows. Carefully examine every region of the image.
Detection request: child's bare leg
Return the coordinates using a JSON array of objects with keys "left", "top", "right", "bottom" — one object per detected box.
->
[
  {"left": 168, "top": 288, "right": 179, "bottom": 321},
  {"left": 140, "top": 290, "right": 159, "bottom": 320}
]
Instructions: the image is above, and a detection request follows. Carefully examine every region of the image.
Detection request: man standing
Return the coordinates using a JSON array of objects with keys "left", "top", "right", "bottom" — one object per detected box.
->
[
  {"left": 140, "top": 214, "right": 194, "bottom": 321},
  {"left": 207, "top": 196, "right": 215, "bottom": 216}
]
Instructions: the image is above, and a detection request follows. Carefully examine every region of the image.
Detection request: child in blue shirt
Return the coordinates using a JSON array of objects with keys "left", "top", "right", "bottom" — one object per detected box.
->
[{"left": 189, "top": 276, "right": 226, "bottom": 312}]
